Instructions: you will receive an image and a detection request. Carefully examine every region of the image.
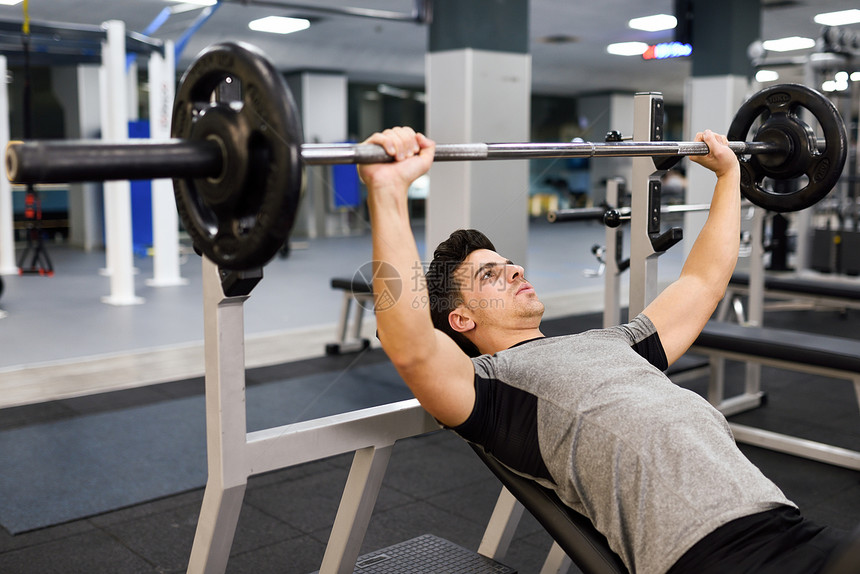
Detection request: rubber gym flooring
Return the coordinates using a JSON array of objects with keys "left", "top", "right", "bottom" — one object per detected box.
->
[{"left": 0, "top": 220, "right": 858, "bottom": 573}]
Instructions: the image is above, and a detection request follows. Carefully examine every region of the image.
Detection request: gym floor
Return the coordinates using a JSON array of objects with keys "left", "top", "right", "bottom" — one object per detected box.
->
[{"left": 0, "top": 218, "right": 858, "bottom": 574}]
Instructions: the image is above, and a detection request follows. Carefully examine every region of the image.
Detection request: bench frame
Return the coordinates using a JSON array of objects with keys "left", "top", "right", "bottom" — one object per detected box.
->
[
  {"left": 690, "top": 340, "right": 860, "bottom": 471},
  {"left": 189, "top": 258, "right": 581, "bottom": 574}
]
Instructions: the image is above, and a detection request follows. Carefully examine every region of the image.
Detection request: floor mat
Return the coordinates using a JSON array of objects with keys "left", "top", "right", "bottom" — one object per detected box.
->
[{"left": 0, "top": 360, "right": 410, "bottom": 534}]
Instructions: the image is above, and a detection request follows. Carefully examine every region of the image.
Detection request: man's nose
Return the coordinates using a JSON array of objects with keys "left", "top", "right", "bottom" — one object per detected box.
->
[{"left": 507, "top": 264, "right": 524, "bottom": 282}]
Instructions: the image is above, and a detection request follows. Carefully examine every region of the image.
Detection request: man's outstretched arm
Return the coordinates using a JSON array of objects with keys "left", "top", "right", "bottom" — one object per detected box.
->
[
  {"left": 358, "top": 127, "right": 475, "bottom": 426},
  {"left": 644, "top": 129, "right": 741, "bottom": 365}
]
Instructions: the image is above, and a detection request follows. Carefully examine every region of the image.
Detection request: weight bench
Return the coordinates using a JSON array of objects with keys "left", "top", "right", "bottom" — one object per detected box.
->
[
  {"left": 472, "top": 444, "right": 628, "bottom": 574},
  {"left": 326, "top": 277, "right": 373, "bottom": 355},
  {"left": 690, "top": 321, "right": 860, "bottom": 471},
  {"left": 719, "top": 271, "right": 860, "bottom": 323}
]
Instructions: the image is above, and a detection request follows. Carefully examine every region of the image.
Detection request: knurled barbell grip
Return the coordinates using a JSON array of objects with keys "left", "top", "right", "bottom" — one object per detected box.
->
[{"left": 300, "top": 140, "right": 784, "bottom": 164}]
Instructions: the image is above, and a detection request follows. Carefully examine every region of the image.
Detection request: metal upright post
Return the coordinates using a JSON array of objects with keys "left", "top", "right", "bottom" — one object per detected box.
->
[
  {"left": 743, "top": 207, "right": 765, "bottom": 400},
  {"left": 186, "top": 257, "right": 251, "bottom": 574},
  {"left": 603, "top": 178, "right": 624, "bottom": 328},
  {"left": 629, "top": 93, "right": 664, "bottom": 316}
]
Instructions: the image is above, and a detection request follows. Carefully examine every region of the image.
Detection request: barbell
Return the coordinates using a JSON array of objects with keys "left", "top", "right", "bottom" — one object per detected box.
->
[{"left": 5, "top": 42, "right": 848, "bottom": 270}]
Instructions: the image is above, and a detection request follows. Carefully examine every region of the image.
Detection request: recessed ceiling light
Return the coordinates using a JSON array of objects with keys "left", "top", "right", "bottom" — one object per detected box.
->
[
  {"left": 761, "top": 36, "right": 815, "bottom": 52},
  {"left": 628, "top": 14, "right": 677, "bottom": 32},
  {"left": 755, "top": 70, "right": 779, "bottom": 82},
  {"left": 607, "top": 42, "right": 649, "bottom": 56},
  {"left": 166, "top": 0, "right": 217, "bottom": 5},
  {"left": 249, "top": 16, "right": 311, "bottom": 35},
  {"left": 814, "top": 9, "right": 860, "bottom": 26}
]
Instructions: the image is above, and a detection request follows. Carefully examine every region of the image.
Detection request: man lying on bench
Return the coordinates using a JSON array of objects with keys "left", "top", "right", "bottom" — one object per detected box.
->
[{"left": 358, "top": 127, "right": 850, "bottom": 574}]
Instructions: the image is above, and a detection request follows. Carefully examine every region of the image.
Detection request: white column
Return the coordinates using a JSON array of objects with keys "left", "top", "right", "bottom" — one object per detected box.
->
[
  {"left": 0, "top": 55, "right": 16, "bottom": 275},
  {"left": 67, "top": 65, "right": 104, "bottom": 252},
  {"left": 295, "top": 72, "right": 347, "bottom": 239},
  {"left": 683, "top": 75, "right": 749, "bottom": 258},
  {"left": 577, "top": 93, "right": 634, "bottom": 207},
  {"left": 146, "top": 40, "right": 186, "bottom": 287},
  {"left": 101, "top": 20, "right": 143, "bottom": 305},
  {"left": 426, "top": 49, "right": 531, "bottom": 266}
]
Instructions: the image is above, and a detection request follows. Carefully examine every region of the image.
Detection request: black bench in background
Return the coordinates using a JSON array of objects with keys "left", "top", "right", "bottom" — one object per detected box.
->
[
  {"left": 326, "top": 277, "right": 373, "bottom": 355},
  {"left": 691, "top": 320, "right": 860, "bottom": 471},
  {"left": 719, "top": 271, "right": 860, "bottom": 324}
]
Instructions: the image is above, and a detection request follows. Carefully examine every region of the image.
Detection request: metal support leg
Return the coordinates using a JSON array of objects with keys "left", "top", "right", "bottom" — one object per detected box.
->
[
  {"left": 187, "top": 483, "right": 247, "bottom": 573},
  {"left": 478, "top": 487, "right": 525, "bottom": 561},
  {"left": 707, "top": 356, "right": 725, "bottom": 408},
  {"left": 336, "top": 293, "right": 353, "bottom": 343},
  {"left": 706, "top": 353, "right": 764, "bottom": 417},
  {"left": 320, "top": 445, "right": 394, "bottom": 574},
  {"left": 539, "top": 542, "right": 572, "bottom": 574},
  {"left": 349, "top": 304, "right": 366, "bottom": 344}
]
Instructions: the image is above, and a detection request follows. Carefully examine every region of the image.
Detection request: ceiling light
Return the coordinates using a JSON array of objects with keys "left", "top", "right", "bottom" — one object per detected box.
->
[
  {"left": 852, "top": 72, "right": 860, "bottom": 82},
  {"left": 249, "top": 16, "right": 311, "bottom": 35},
  {"left": 167, "top": 0, "right": 216, "bottom": 5},
  {"left": 0, "top": 0, "right": 24, "bottom": 5},
  {"left": 628, "top": 14, "right": 677, "bottom": 32},
  {"left": 814, "top": 9, "right": 860, "bottom": 26},
  {"left": 761, "top": 36, "right": 815, "bottom": 52},
  {"left": 755, "top": 70, "right": 779, "bottom": 83},
  {"left": 607, "top": 42, "right": 649, "bottom": 56}
]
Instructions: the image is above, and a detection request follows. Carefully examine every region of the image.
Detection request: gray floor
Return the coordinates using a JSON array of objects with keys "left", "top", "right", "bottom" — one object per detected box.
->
[
  {"left": 2, "top": 218, "right": 859, "bottom": 574},
  {"left": 1, "top": 219, "right": 654, "bottom": 369},
  {"left": 5, "top": 219, "right": 675, "bottom": 412}
]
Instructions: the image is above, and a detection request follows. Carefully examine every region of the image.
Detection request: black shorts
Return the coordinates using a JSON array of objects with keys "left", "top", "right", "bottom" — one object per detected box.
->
[{"left": 667, "top": 506, "right": 848, "bottom": 574}]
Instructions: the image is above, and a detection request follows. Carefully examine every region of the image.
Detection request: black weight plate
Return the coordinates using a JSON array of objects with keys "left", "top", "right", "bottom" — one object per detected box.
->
[
  {"left": 728, "top": 83, "right": 847, "bottom": 213},
  {"left": 172, "top": 42, "right": 303, "bottom": 270}
]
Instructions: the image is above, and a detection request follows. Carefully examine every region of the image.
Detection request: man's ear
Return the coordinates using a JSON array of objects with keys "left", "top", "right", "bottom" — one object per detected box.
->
[{"left": 448, "top": 309, "right": 475, "bottom": 334}]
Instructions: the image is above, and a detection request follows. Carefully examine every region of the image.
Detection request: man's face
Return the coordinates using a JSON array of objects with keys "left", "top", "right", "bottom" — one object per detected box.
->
[{"left": 452, "top": 249, "right": 544, "bottom": 329}]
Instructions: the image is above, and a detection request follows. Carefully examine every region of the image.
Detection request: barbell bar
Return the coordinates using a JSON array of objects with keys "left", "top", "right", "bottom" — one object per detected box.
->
[
  {"left": 6, "top": 139, "right": 788, "bottom": 184},
  {"left": 4, "top": 41, "right": 849, "bottom": 271},
  {"left": 547, "top": 203, "right": 713, "bottom": 225}
]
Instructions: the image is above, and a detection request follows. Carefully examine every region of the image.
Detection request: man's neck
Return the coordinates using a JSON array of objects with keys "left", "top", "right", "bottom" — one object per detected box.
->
[{"left": 478, "top": 327, "right": 545, "bottom": 355}]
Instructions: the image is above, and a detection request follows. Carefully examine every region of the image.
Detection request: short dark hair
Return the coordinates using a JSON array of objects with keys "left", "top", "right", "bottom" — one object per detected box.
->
[{"left": 425, "top": 229, "right": 496, "bottom": 357}]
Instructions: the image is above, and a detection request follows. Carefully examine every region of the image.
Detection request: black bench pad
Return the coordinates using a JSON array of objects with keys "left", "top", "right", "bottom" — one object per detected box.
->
[
  {"left": 331, "top": 277, "right": 373, "bottom": 294},
  {"left": 695, "top": 322, "right": 860, "bottom": 374},
  {"left": 730, "top": 272, "right": 860, "bottom": 301},
  {"left": 470, "top": 444, "right": 628, "bottom": 574}
]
